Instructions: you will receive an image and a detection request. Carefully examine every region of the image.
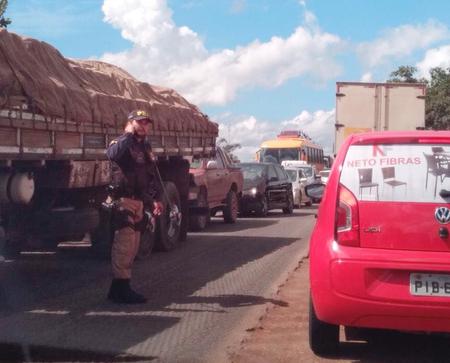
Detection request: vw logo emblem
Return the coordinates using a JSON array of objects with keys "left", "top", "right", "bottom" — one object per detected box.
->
[{"left": 435, "top": 207, "right": 450, "bottom": 224}]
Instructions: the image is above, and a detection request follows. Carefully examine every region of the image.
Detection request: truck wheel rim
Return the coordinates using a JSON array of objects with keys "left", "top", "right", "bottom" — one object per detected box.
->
[
  {"left": 262, "top": 197, "right": 267, "bottom": 214},
  {"left": 168, "top": 204, "right": 182, "bottom": 238}
]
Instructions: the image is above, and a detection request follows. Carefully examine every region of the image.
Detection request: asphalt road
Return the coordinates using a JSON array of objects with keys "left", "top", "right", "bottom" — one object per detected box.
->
[{"left": 0, "top": 207, "right": 315, "bottom": 363}]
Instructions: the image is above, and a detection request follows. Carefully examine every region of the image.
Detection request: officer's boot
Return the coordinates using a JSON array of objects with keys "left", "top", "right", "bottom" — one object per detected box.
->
[{"left": 107, "top": 279, "right": 147, "bottom": 304}]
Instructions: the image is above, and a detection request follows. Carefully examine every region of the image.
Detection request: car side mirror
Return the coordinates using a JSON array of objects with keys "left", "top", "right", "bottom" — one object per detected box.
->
[
  {"left": 207, "top": 160, "right": 218, "bottom": 169},
  {"left": 305, "top": 183, "right": 326, "bottom": 199}
]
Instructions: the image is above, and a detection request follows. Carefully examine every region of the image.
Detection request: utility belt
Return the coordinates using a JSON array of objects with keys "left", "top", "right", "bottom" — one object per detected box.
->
[
  {"left": 108, "top": 184, "right": 155, "bottom": 205},
  {"left": 101, "top": 185, "right": 155, "bottom": 233}
]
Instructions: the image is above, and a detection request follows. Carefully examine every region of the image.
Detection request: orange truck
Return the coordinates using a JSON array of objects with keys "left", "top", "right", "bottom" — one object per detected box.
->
[{"left": 0, "top": 30, "right": 218, "bottom": 259}]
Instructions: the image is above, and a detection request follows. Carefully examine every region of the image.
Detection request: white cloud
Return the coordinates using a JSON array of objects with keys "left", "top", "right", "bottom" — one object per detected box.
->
[
  {"left": 217, "top": 109, "right": 335, "bottom": 161},
  {"left": 357, "top": 20, "right": 449, "bottom": 69},
  {"left": 417, "top": 45, "right": 450, "bottom": 78},
  {"left": 360, "top": 72, "right": 373, "bottom": 82},
  {"left": 217, "top": 115, "right": 275, "bottom": 161},
  {"left": 100, "top": 0, "right": 343, "bottom": 106},
  {"left": 281, "top": 109, "right": 335, "bottom": 155}
]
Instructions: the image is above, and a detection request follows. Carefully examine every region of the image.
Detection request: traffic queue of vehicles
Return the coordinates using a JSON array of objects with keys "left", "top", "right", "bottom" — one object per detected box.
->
[
  {"left": 187, "top": 150, "right": 323, "bottom": 229},
  {"left": 0, "top": 30, "right": 323, "bottom": 259}
]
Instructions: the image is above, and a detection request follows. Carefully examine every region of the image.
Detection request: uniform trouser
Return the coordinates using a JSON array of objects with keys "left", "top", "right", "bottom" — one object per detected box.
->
[{"left": 111, "top": 198, "right": 143, "bottom": 279}]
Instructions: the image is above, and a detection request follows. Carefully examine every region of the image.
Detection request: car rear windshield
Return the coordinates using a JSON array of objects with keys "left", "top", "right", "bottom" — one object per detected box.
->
[
  {"left": 285, "top": 169, "right": 297, "bottom": 182},
  {"left": 340, "top": 144, "right": 450, "bottom": 203},
  {"left": 300, "top": 167, "right": 313, "bottom": 177},
  {"left": 240, "top": 164, "right": 266, "bottom": 180}
]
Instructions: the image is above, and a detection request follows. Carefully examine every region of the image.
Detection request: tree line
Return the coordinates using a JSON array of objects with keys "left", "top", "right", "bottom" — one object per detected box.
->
[
  {"left": 0, "top": 0, "right": 10, "bottom": 29},
  {"left": 388, "top": 65, "right": 450, "bottom": 130}
]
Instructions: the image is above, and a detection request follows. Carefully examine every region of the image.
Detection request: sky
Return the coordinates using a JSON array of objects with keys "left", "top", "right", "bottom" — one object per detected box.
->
[{"left": 6, "top": 0, "right": 450, "bottom": 161}]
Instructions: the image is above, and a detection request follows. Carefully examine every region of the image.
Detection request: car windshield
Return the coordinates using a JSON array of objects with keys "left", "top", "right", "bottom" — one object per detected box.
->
[
  {"left": 299, "top": 167, "right": 313, "bottom": 177},
  {"left": 239, "top": 164, "right": 266, "bottom": 181},
  {"left": 285, "top": 169, "right": 297, "bottom": 182},
  {"left": 260, "top": 148, "right": 299, "bottom": 163}
]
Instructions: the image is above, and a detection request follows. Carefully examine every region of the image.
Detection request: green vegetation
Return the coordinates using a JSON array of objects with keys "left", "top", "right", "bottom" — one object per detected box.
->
[
  {"left": 217, "top": 138, "right": 241, "bottom": 162},
  {"left": 388, "top": 65, "right": 450, "bottom": 130},
  {"left": 0, "top": 0, "right": 11, "bottom": 28}
]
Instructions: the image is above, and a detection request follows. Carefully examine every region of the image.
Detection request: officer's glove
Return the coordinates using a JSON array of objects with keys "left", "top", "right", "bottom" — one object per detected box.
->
[
  {"left": 135, "top": 209, "right": 155, "bottom": 233},
  {"left": 153, "top": 201, "right": 164, "bottom": 216}
]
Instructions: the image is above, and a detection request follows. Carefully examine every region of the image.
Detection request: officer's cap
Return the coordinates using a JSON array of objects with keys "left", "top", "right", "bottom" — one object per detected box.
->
[{"left": 128, "top": 110, "right": 152, "bottom": 122}]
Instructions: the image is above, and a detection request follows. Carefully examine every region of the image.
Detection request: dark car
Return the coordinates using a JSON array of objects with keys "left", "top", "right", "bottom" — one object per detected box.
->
[{"left": 238, "top": 162, "right": 294, "bottom": 216}]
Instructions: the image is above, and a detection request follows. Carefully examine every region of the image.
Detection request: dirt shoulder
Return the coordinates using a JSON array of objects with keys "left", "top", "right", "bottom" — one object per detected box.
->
[
  {"left": 229, "top": 259, "right": 450, "bottom": 363},
  {"left": 229, "top": 258, "right": 319, "bottom": 363}
]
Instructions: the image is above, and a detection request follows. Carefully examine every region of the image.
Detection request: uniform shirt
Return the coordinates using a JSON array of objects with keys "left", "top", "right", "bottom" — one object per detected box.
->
[{"left": 107, "top": 133, "right": 162, "bottom": 201}]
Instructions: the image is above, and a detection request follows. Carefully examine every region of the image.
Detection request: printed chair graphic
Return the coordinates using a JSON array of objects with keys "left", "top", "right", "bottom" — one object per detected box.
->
[
  {"left": 381, "top": 167, "right": 407, "bottom": 198},
  {"left": 424, "top": 153, "right": 450, "bottom": 197},
  {"left": 432, "top": 146, "right": 445, "bottom": 154},
  {"left": 431, "top": 146, "right": 450, "bottom": 171},
  {"left": 358, "top": 168, "right": 379, "bottom": 200}
]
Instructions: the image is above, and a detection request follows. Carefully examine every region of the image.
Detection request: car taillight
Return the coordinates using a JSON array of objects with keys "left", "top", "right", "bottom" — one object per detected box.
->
[{"left": 335, "top": 184, "right": 360, "bottom": 247}]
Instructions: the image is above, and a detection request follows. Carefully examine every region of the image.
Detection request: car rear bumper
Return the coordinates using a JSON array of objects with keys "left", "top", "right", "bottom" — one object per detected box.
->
[
  {"left": 311, "top": 243, "right": 450, "bottom": 333},
  {"left": 240, "top": 194, "right": 263, "bottom": 211}
]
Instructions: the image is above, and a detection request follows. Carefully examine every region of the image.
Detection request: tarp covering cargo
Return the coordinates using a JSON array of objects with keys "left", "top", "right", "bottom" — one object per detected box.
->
[{"left": 0, "top": 29, "right": 218, "bottom": 135}]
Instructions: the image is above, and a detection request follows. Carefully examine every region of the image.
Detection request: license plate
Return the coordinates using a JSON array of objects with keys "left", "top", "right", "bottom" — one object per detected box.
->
[{"left": 410, "top": 273, "right": 450, "bottom": 297}]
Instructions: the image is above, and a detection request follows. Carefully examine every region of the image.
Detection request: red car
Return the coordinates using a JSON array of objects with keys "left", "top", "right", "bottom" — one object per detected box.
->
[{"left": 306, "top": 131, "right": 450, "bottom": 355}]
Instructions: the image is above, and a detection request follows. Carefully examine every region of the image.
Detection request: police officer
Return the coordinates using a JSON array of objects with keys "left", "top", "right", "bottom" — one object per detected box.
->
[{"left": 106, "top": 110, "right": 163, "bottom": 304}]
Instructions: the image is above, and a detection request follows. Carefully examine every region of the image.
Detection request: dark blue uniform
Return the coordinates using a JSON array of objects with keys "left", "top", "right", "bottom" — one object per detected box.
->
[{"left": 107, "top": 132, "right": 162, "bottom": 204}]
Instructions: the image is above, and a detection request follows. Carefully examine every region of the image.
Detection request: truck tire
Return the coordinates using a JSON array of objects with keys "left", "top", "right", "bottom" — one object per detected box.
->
[
  {"left": 179, "top": 198, "right": 189, "bottom": 242},
  {"left": 296, "top": 191, "right": 302, "bottom": 209},
  {"left": 282, "top": 192, "right": 294, "bottom": 214},
  {"left": 189, "top": 190, "right": 209, "bottom": 231},
  {"left": 223, "top": 189, "right": 238, "bottom": 224},
  {"left": 256, "top": 195, "right": 268, "bottom": 217},
  {"left": 155, "top": 182, "right": 182, "bottom": 251}
]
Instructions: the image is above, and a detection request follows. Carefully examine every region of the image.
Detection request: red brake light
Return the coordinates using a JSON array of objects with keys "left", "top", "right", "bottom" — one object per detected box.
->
[{"left": 335, "top": 184, "right": 360, "bottom": 247}]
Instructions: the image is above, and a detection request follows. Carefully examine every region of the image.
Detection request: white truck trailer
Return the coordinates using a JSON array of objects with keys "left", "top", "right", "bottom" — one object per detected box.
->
[{"left": 334, "top": 82, "right": 426, "bottom": 154}]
